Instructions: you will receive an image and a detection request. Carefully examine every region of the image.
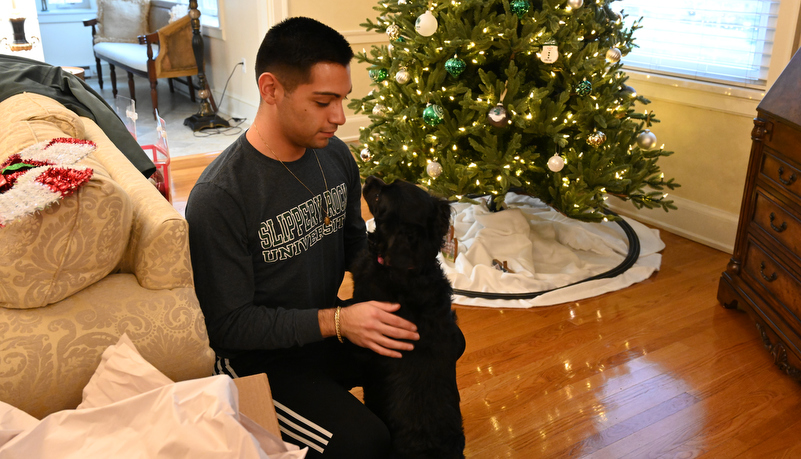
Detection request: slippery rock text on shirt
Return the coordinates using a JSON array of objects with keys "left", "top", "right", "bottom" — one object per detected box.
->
[{"left": 258, "top": 183, "right": 347, "bottom": 263}]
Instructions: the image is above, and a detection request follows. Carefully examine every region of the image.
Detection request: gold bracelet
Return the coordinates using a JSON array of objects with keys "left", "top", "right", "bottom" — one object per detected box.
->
[{"left": 335, "top": 306, "right": 344, "bottom": 343}]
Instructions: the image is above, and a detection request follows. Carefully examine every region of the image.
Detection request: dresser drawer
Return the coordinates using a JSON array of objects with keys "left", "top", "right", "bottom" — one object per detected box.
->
[
  {"left": 763, "top": 117, "right": 801, "bottom": 161},
  {"left": 752, "top": 190, "right": 801, "bottom": 260},
  {"left": 761, "top": 150, "right": 801, "bottom": 202},
  {"left": 743, "top": 238, "right": 801, "bottom": 327}
]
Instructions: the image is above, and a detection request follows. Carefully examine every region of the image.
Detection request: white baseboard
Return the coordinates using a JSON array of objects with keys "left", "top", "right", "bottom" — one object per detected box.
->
[
  {"left": 214, "top": 91, "right": 257, "bottom": 122},
  {"left": 607, "top": 195, "right": 738, "bottom": 254},
  {"left": 339, "top": 114, "right": 370, "bottom": 143}
]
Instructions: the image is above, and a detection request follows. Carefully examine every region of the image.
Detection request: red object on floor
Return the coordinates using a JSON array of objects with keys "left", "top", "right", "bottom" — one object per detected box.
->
[
  {"left": 143, "top": 143, "right": 171, "bottom": 202},
  {"left": 142, "top": 110, "right": 172, "bottom": 202}
]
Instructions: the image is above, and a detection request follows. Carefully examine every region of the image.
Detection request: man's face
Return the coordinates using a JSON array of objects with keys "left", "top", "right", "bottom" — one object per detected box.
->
[{"left": 277, "top": 62, "right": 352, "bottom": 150}]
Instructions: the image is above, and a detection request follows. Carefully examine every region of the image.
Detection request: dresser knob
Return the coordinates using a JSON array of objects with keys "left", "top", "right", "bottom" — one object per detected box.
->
[
  {"left": 769, "top": 212, "right": 788, "bottom": 232},
  {"left": 778, "top": 166, "right": 797, "bottom": 186},
  {"left": 759, "top": 262, "right": 778, "bottom": 282}
]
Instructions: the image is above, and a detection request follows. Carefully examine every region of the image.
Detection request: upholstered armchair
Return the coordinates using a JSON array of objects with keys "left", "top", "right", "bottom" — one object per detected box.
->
[
  {"left": 0, "top": 92, "right": 214, "bottom": 419},
  {"left": 84, "top": 0, "right": 198, "bottom": 119}
]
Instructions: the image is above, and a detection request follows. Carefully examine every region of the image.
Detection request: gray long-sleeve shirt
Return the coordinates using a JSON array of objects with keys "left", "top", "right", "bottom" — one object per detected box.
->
[{"left": 186, "top": 133, "right": 366, "bottom": 359}]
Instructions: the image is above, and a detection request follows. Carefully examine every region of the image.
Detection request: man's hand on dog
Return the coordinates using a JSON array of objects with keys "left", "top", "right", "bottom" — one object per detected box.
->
[{"left": 320, "top": 302, "right": 419, "bottom": 358}]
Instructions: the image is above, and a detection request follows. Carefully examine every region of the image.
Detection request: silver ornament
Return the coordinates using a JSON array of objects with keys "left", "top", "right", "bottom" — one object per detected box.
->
[
  {"left": 386, "top": 24, "right": 401, "bottom": 41},
  {"left": 388, "top": 43, "right": 394, "bottom": 57},
  {"left": 637, "top": 129, "right": 658, "bottom": 150},
  {"left": 372, "top": 104, "right": 388, "bottom": 116},
  {"left": 606, "top": 47, "right": 622, "bottom": 63},
  {"left": 587, "top": 131, "right": 607, "bottom": 147},
  {"left": 547, "top": 155, "right": 565, "bottom": 172},
  {"left": 567, "top": 0, "right": 584, "bottom": 8},
  {"left": 360, "top": 148, "right": 372, "bottom": 161},
  {"left": 426, "top": 161, "right": 443, "bottom": 178},
  {"left": 395, "top": 67, "right": 410, "bottom": 84},
  {"left": 398, "top": 0, "right": 407, "bottom": 4},
  {"left": 620, "top": 85, "right": 637, "bottom": 99},
  {"left": 487, "top": 103, "right": 509, "bottom": 127}
]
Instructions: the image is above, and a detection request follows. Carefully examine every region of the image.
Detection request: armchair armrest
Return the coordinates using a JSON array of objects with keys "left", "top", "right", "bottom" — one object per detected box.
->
[
  {"left": 138, "top": 31, "right": 160, "bottom": 46},
  {"left": 150, "top": 15, "right": 197, "bottom": 77},
  {"left": 138, "top": 31, "right": 160, "bottom": 63},
  {"left": 154, "top": 14, "right": 192, "bottom": 38},
  {"left": 79, "top": 117, "right": 194, "bottom": 290},
  {"left": 83, "top": 18, "right": 98, "bottom": 37}
]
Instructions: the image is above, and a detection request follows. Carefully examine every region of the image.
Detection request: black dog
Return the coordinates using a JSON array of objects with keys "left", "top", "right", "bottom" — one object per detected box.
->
[{"left": 350, "top": 176, "right": 466, "bottom": 459}]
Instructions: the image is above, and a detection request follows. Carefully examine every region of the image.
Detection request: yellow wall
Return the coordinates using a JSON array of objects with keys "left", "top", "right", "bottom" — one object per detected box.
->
[
  {"left": 288, "top": 0, "right": 374, "bottom": 31},
  {"left": 204, "top": 0, "right": 800, "bottom": 253}
]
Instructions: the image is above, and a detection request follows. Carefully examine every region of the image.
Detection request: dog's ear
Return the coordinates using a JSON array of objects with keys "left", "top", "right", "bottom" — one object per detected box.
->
[{"left": 431, "top": 197, "right": 453, "bottom": 248}]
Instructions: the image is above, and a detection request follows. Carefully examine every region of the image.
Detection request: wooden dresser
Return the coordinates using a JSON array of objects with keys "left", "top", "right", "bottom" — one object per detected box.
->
[{"left": 718, "top": 50, "right": 801, "bottom": 382}]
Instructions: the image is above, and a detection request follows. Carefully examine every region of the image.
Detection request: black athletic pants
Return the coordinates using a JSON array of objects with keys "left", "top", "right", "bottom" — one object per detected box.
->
[{"left": 213, "top": 339, "right": 391, "bottom": 458}]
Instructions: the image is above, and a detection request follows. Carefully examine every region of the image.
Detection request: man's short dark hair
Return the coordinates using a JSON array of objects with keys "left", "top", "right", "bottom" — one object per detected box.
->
[{"left": 255, "top": 17, "right": 354, "bottom": 92}]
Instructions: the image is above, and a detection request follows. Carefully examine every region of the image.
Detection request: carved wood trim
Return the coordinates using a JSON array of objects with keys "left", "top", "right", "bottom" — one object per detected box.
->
[
  {"left": 755, "top": 322, "right": 801, "bottom": 382},
  {"left": 752, "top": 118, "right": 771, "bottom": 142}
]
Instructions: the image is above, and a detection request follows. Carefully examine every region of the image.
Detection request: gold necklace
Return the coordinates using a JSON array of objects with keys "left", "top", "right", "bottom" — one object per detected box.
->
[{"left": 253, "top": 127, "right": 331, "bottom": 226}]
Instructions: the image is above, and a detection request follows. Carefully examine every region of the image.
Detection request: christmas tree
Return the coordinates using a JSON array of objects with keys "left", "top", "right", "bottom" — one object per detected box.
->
[{"left": 349, "top": 0, "right": 679, "bottom": 222}]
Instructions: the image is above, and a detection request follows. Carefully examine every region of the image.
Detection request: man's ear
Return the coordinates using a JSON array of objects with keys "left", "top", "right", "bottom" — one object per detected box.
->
[{"left": 258, "top": 72, "right": 282, "bottom": 105}]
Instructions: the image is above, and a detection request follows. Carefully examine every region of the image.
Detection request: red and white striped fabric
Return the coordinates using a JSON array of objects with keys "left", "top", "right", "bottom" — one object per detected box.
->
[{"left": 0, "top": 138, "right": 96, "bottom": 227}]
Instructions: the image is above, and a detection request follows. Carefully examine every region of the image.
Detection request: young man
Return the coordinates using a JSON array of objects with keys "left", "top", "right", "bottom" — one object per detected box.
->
[{"left": 186, "top": 17, "right": 419, "bottom": 458}]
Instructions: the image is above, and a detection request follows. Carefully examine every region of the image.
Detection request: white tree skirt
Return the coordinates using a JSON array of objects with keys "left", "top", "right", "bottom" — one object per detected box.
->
[{"left": 440, "top": 193, "right": 664, "bottom": 308}]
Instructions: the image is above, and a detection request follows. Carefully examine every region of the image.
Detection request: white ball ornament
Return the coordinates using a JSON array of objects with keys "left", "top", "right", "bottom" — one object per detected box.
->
[
  {"left": 567, "top": 0, "right": 584, "bottom": 8},
  {"left": 360, "top": 148, "right": 372, "bottom": 161},
  {"left": 415, "top": 10, "right": 438, "bottom": 37},
  {"left": 487, "top": 103, "right": 509, "bottom": 127},
  {"left": 426, "top": 161, "right": 443, "bottom": 178},
  {"left": 547, "top": 155, "right": 565, "bottom": 172}
]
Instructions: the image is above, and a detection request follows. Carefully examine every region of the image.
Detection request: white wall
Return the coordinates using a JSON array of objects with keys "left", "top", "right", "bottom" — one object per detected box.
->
[
  {"left": 202, "top": 0, "right": 801, "bottom": 254},
  {"left": 38, "top": 4, "right": 97, "bottom": 70}
]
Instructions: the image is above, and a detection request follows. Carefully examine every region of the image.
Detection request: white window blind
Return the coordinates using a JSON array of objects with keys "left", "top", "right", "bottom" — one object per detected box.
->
[
  {"left": 196, "top": 0, "right": 219, "bottom": 18},
  {"left": 616, "top": 0, "right": 780, "bottom": 87},
  {"left": 176, "top": 0, "right": 220, "bottom": 28},
  {"left": 43, "top": 0, "right": 91, "bottom": 10}
]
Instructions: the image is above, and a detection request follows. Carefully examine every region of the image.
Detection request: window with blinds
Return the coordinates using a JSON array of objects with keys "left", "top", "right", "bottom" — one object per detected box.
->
[
  {"left": 616, "top": 0, "right": 780, "bottom": 88},
  {"left": 176, "top": 0, "right": 220, "bottom": 27},
  {"left": 42, "top": 0, "right": 91, "bottom": 10}
]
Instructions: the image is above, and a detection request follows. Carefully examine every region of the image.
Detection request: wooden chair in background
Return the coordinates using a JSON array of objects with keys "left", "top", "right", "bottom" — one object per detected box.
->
[{"left": 84, "top": 1, "right": 198, "bottom": 119}]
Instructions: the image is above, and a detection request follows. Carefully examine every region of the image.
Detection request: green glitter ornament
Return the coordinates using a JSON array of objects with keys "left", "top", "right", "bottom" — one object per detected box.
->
[
  {"left": 369, "top": 68, "right": 389, "bottom": 83},
  {"left": 510, "top": 0, "right": 531, "bottom": 19},
  {"left": 576, "top": 80, "right": 593, "bottom": 96},
  {"left": 445, "top": 57, "right": 466, "bottom": 77}
]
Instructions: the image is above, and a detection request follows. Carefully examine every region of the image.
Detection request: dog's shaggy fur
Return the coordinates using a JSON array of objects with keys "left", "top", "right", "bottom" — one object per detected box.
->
[{"left": 350, "top": 176, "right": 465, "bottom": 459}]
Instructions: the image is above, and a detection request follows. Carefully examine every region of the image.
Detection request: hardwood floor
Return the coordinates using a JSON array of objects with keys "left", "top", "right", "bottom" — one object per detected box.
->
[{"left": 171, "top": 153, "right": 801, "bottom": 458}]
